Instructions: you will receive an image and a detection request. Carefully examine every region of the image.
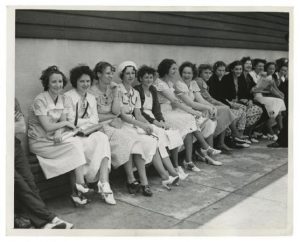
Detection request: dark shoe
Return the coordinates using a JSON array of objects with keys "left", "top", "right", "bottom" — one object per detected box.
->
[
  {"left": 127, "top": 180, "right": 141, "bottom": 195},
  {"left": 267, "top": 142, "right": 281, "bottom": 148},
  {"left": 141, "top": 185, "right": 153, "bottom": 197},
  {"left": 14, "top": 215, "right": 31, "bottom": 229}
]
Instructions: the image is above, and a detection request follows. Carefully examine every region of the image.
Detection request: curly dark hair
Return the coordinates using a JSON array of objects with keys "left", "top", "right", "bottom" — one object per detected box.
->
[
  {"left": 228, "top": 60, "right": 243, "bottom": 72},
  {"left": 264, "top": 62, "right": 276, "bottom": 72},
  {"left": 40, "top": 65, "right": 67, "bottom": 91},
  {"left": 93, "top": 61, "right": 114, "bottom": 80},
  {"left": 69, "top": 65, "right": 94, "bottom": 88},
  {"left": 252, "top": 58, "right": 267, "bottom": 68},
  {"left": 137, "top": 65, "right": 156, "bottom": 82},
  {"left": 157, "top": 59, "right": 176, "bottom": 78},
  {"left": 212, "top": 61, "right": 226, "bottom": 73},
  {"left": 198, "top": 64, "right": 213, "bottom": 76},
  {"left": 179, "top": 61, "right": 198, "bottom": 80}
]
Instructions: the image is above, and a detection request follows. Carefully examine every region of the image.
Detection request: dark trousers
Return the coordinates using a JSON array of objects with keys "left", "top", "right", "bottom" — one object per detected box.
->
[
  {"left": 277, "top": 112, "right": 288, "bottom": 147},
  {"left": 14, "top": 138, "right": 55, "bottom": 228}
]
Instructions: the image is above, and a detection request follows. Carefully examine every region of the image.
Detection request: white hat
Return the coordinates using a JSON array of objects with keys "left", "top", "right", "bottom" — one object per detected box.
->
[{"left": 117, "top": 61, "right": 138, "bottom": 77}]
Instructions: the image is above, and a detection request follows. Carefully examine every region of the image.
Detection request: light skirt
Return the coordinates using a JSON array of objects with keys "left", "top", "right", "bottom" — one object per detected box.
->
[{"left": 254, "top": 93, "right": 286, "bottom": 118}]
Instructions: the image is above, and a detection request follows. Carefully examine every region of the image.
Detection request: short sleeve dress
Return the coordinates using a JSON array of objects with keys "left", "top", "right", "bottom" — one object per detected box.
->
[
  {"left": 250, "top": 71, "right": 286, "bottom": 117},
  {"left": 89, "top": 83, "right": 156, "bottom": 166},
  {"left": 64, "top": 89, "right": 111, "bottom": 182},
  {"left": 195, "top": 78, "right": 237, "bottom": 136},
  {"left": 139, "top": 89, "right": 183, "bottom": 158},
  {"left": 28, "top": 91, "right": 86, "bottom": 179},
  {"left": 118, "top": 83, "right": 158, "bottom": 164},
  {"left": 153, "top": 78, "right": 197, "bottom": 138},
  {"left": 174, "top": 80, "right": 217, "bottom": 138}
]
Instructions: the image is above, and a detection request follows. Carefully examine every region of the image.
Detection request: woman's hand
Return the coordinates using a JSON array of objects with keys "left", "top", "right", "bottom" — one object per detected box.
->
[
  {"left": 53, "top": 129, "right": 63, "bottom": 144},
  {"left": 141, "top": 123, "right": 153, "bottom": 135},
  {"left": 191, "top": 110, "right": 203, "bottom": 118},
  {"left": 154, "top": 120, "right": 170, "bottom": 130},
  {"left": 63, "top": 121, "right": 76, "bottom": 130},
  {"left": 109, "top": 117, "right": 122, "bottom": 129},
  {"left": 247, "top": 100, "right": 253, "bottom": 107}
]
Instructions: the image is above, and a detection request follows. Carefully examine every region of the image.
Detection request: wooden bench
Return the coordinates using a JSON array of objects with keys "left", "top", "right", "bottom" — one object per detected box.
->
[{"left": 28, "top": 154, "right": 71, "bottom": 200}]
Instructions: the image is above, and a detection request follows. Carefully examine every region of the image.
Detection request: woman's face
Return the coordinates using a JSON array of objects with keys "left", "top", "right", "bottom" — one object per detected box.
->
[
  {"left": 122, "top": 66, "right": 136, "bottom": 85},
  {"left": 140, "top": 73, "right": 154, "bottom": 88},
  {"left": 48, "top": 73, "right": 64, "bottom": 95},
  {"left": 167, "top": 63, "right": 178, "bottom": 78},
  {"left": 215, "top": 66, "right": 226, "bottom": 79},
  {"left": 255, "top": 62, "right": 265, "bottom": 74},
  {"left": 243, "top": 60, "right": 252, "bottom": 72},
  {"left": 181, "top": 66, "right": 194, "bottom": 82},
  {"left": 77, "top": 74, "right": 91, "bottom": 95},
  {"left": 266, "top": 64, "right": 276, "bottom": 76},
  {"left": 279, "top": 66, "right": 288, "bottom": 77},
  {"left": 99, "top": 66, "right": 113, "bottom": 85},
  {"left": 200, "top": 69, "right": 212, "bottom": 82},
  {"left": 232, "top": 65, "right": 243, "bottom": 77}
]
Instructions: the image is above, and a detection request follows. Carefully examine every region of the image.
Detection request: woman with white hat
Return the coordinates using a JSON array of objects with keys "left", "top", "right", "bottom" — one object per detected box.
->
[{"left": 117, "top": 61, "right": 180, "bottom": 193}]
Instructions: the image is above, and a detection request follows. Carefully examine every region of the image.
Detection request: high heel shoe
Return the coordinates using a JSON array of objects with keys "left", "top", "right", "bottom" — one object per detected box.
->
[
  {"left": 70, "top": 193, "right": 88, "bottom": 207},
  {"left": 204, "top": 155, "right": 223, "bottom": 166},
  {"left": 176, "top": 166, "right": 189, "bottom": 180},
  {"left": 186, "top": 162, "right": 201, "bottom": 172},
  {"left": 75, "top": 183, "right": 94, "bottom": 195},
  {"left": 161, "top": 176, "right": 180, "bottom": 190},
  {"left": 97, "top": 181, "right": 116, "bottom": 205}
]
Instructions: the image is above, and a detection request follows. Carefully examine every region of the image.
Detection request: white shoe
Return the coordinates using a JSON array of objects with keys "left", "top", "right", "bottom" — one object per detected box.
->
[
  {"left": 162, "top": 176, "right": 179, "bottom": 190},
  {"left": 205, "top": 156, "right": 223, "bottom": 166},
  {"left": 207, "top": 147, "right": 222, "bottom": 156},
  {"left": 98, "top": 182, "right": 116, "bottom": 205},
  {"left": 235, "top": 142, "right": 250, "bottom": 148},
  {"left": 42, "top": 222, "right": 66, "bottom": 229},
  {"left": 75, "top": 183, "right": 93, "bottom": 194},
  {"left": 177, "top": 166, "right": 189, "bottom": 180},
  {"left": 52, "top": 217, "right": 74, "bottom": 229},
  {"left": 268, "top": 134, "right": 278, "bottom": 141},
  {"left": 250, "top": 137, "right": 259, "bottom": 143},
  {"left": 186, "top": 162, "right": 201, "bottom": 172}
]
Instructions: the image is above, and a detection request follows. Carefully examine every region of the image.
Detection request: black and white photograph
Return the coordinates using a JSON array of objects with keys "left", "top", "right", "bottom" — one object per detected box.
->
[{"left": 6, "top": 3, "right": 293, "bottom": 236}]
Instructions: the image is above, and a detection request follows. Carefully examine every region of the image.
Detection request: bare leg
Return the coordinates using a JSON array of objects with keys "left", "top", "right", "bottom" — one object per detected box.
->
[
  {"left": 266, "top": 118, "right": 275, "bottom": 135},
  {"left": 205, "top": 134, "right": 214, "bottom": 147},
  {"left": 276, "top": 114, "right": 283, "bottom": 131},
  {"left": 193, "top": 130, "right": 209, "bottom": 149},
  {"left": 152, "top": 150, "right": 169, "bottom": 180},
  {"left": 162, "top": 156, "right": 178, "bottom": 177},
  {"left": 99, "top": 157, "right": 109, "bottom": 183},
  {"left": 229, "top": 120, "right": 240, "bottom": 138},
  {"left": 184, "top": 133, "right": 193, "bottom": 163},
  {"left": 169, "top": 147, "right": 179, "bottom": 168},
  {"left": 74, "top": 166, "right": 85, "bottom": 184},
  {"left": 132, "top": 154, "right": 149, "bottom": 186},
  {"left": 123, "top": 158, "right": 136, "bottom": 184},
  {"left": 69, "top": 170, "right": 77, "bottom": 195}
]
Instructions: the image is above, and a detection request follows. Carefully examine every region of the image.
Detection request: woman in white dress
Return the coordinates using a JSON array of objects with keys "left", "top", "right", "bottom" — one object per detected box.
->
[
  {"left": 154, "top": 59, "right": 221, "bottom": 172},
  {"left": 250, "top": 59, "right": 286, "bottom": 140},
  {"left": 90, "top": 61, "right": 176, "bottom": 194},
  {"left": 134, "top": 65, "right": 188, "bottom": 182},
  {"left": 177, "top": 61, "right": 222, "bottom": 166},
  {"left": 28, "top": 66, "right": 92, "bottom": 207},
  {"left": 118, "top": 61, "right": 180, "bottom": 193},
  {"left": 64, "top": 65, "right": 115, "bottom": 205}
]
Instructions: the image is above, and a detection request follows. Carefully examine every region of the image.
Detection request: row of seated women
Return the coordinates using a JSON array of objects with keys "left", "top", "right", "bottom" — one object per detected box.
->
[{"left": 26, "top": 57, "right": 288, "bottom": 207}]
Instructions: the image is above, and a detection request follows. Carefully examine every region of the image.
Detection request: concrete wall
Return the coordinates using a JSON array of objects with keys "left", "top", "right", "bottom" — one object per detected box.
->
[{"left": 15, "top": 38, "right": 288, "bottom": 119}]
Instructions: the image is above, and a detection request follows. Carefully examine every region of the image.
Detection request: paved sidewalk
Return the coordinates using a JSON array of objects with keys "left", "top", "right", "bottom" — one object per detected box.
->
[{"left": 46, "top": 140, "right": 289, "bottom": 234}]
